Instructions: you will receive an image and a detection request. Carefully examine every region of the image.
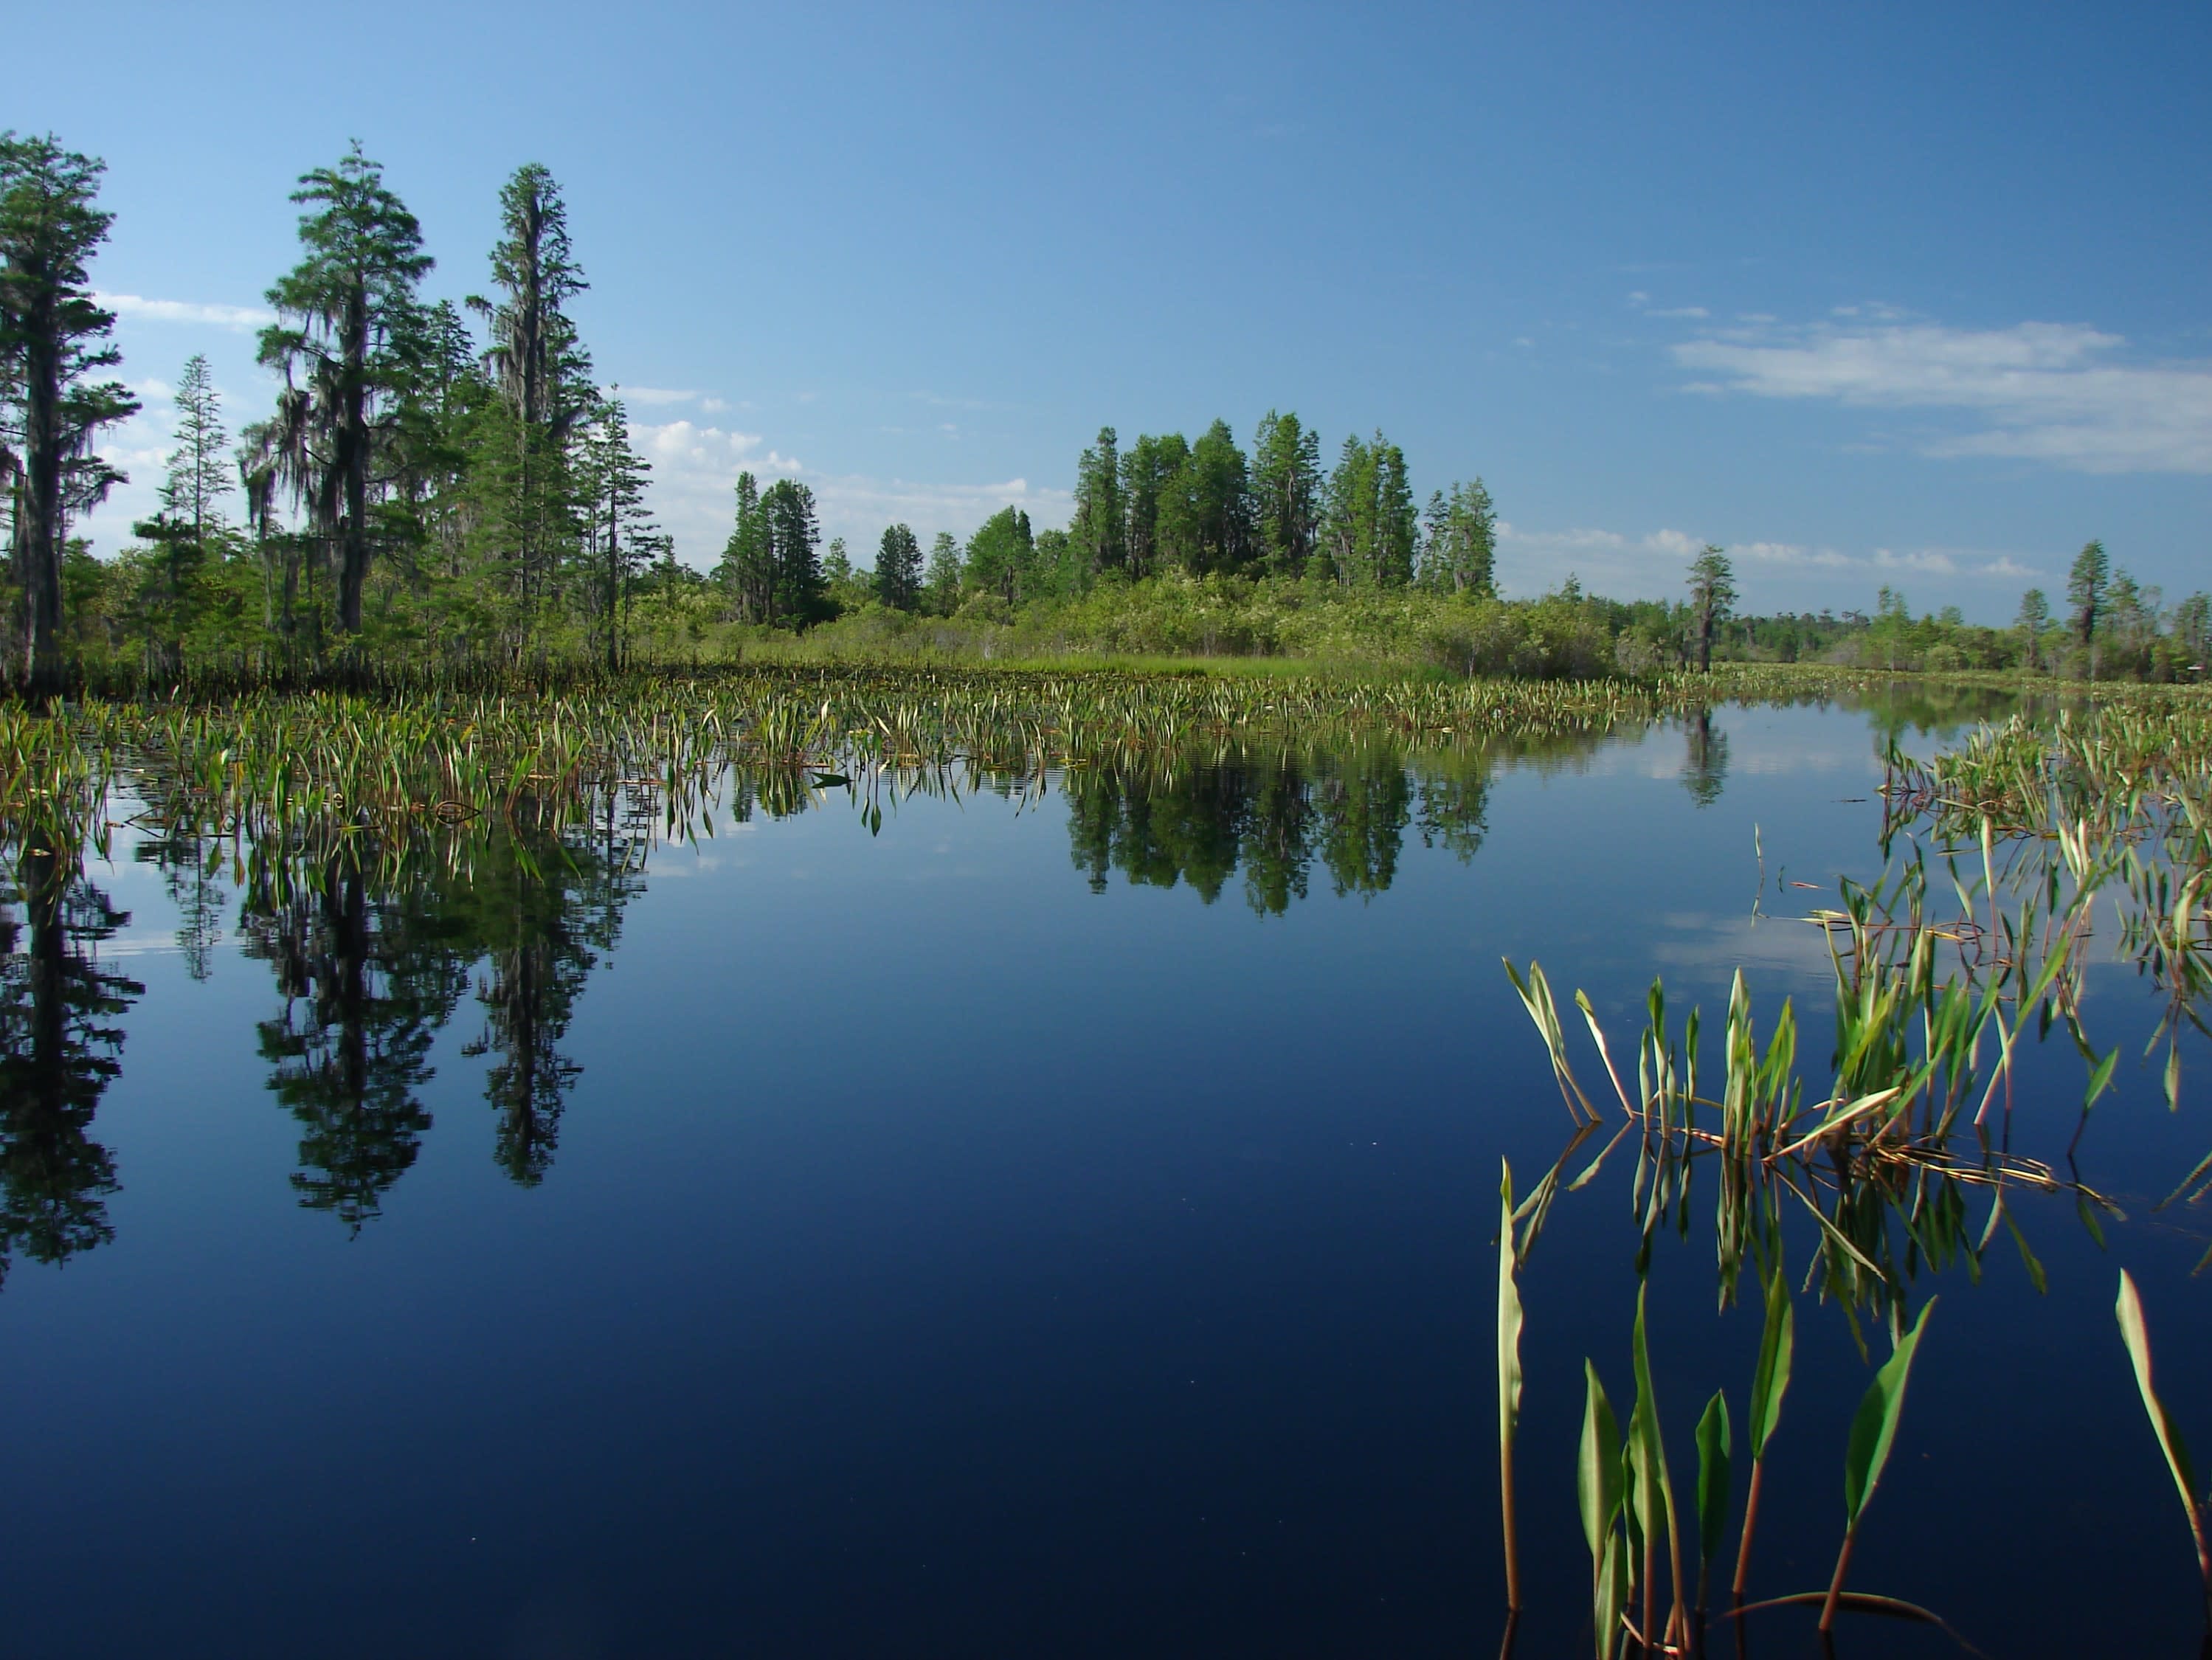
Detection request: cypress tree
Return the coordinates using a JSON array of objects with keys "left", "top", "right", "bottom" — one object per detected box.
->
[
  {"left": 254, "top": 143, "right": 432, "bottom": 637},
  {"left": 471, "top": 165, "right": 592, "bottom": 623},
  {"left": 0, "top": 133, "right": 139, "bottom": 691}
]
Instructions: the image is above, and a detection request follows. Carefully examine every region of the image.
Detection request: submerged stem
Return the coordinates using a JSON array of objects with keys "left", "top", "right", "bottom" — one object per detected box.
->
[{"left": 1732, "top": 1457, "right": 1765, "bottom": 1600}]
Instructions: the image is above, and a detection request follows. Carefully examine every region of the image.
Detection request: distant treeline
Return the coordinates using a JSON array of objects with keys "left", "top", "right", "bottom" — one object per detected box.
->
[
  {"left": 3, "top": 131, "right": 2202, "bottom": 689},
  {"left": 786, "top": 539, "right": 2208, "bottom": 683},
  {"left": 717, "top": 419, "right": 1496, "bottom": 627}
]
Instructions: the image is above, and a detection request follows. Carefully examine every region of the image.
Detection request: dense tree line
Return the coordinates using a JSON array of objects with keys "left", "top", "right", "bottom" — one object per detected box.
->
[
  {"left": 3, "top": 132, "right": 690, "bottom": 685},
  {"left": 821, "top": 416, "right": 1496, "bottom": 623}
]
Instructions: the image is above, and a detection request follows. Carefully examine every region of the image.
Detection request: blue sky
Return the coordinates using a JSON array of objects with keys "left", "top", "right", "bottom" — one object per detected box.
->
[{"left": 20, "top": 0, "right": 2209, "bottom": 617}]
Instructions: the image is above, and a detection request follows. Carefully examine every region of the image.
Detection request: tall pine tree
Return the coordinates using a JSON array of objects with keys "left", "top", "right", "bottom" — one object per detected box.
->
[
  {"left": 160, "top": 354, "right": 231, "bottom": 553},
  {"left": 760, "top": 477, "right": 822, "bottom": 626},
  {"left": 1417, "top": 479, "right": 1495, "bottom": 595},
  {"left": 469, "top": 164, "right": 591, "bottom": 624},
  {"left": 1319, "top": 431, "right": 1416, "bottom": 587},
  {"left": 1251, "top": 410, "right": 1320, "bottom": 578},
  {"left": 716, "top": 472, "right": 773, "bottom": 623},
  {"left": 577, "top": 395, "right": 657, "bottom": 672},
  {"left": 1117, "top": 433, "right": 1187, "bottom": 580},
  {"left": 1071, "top": 426, "right": 1124, "bottom": 576},
  {"left": 922, "top": 530, "right": 962, "bottom": 615},
  {"left": 875, "top": 522, "right": 922, "bottom": 610}
]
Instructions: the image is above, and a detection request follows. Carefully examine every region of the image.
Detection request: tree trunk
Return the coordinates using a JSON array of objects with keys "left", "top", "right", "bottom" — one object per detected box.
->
[
  {"left": 605, "top": 498, "right": 619, "bottom": 677},
  {"left": 337, "top": 286, "right": 370, "bottom": 635},
  {"left": 19, "top": 277, "right": 64, "bottom": 696}
]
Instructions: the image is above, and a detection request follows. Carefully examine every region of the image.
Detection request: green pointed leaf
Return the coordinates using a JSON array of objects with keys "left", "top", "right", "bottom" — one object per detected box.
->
[
  {"left": 2084, "top": 1047, "right": 2119, "bottom": 1111},
  {"left": 1628, "top": 1282, "right": 1679, "bottom": 1596},
  {"left": 2115, "top": 1271, "right": 2204, "bottom": 1538},
  {"left": 1843, "top": 1299, "right": 1936, "bottom": 1529},
  {"left": 2002, "top": 1208, "right": 2048, "bottom": 1296},
  {"left": 1696, "top": 1389, "right": 1732, "bottom": 1574},
  {"left": 1746, "top": 1256, "right": 1794, "bottom": 1459},
  {"left": 1579, "top": 1361, "right": 1622, "bottom": 1562}
]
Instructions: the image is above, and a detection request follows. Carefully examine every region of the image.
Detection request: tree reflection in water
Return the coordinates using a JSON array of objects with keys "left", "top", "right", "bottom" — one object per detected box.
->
[
  {"left": 241, "top": 851, "right": 465, "bottom": 1231},
  {"left": 227, "top": 793, "right": 653, "bottom": 1222},
  {"left": 1065, "top": 740, "right": 1507, "bottom": 914},
  {"left": 1681, "top": 707, "right": 1730, "bottom": 809},
  {"left": 0, "top": 851, "right": 143, "bottom": 1281}
]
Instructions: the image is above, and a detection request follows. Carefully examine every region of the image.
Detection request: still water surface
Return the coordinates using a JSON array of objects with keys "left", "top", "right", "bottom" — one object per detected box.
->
[{"left": 2, "top": 695, "right": 2205, "bottom": 1658}]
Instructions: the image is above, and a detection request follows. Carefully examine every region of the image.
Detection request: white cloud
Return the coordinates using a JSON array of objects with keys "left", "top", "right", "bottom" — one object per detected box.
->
[
  {"left": 1493, "top": 522, "right": 1707, "bottom": 594},
  {"left": 1495, "top": 519, "right": 2035, "bottom": 601},
  {"left": 1736, "top": 539, "right": 1853, "bottom": 568},
  {"left": 627, "top": 416, "right": 1070, "bottom": 568},
  {"left": 1629, "top": 294, "right": 1710, "bottom": 320},
  {"left": 1873, "top": 547, "right": 1958, "bottom": 575},
  {"left": 97, "top": 292, "right": 275, "bottom": 331},
  {"left": 620, "top": 386, "right": 705, "bottom": 407},
  {"left": 1673, "top": 317, "right": 2212, "bottom": 473}
]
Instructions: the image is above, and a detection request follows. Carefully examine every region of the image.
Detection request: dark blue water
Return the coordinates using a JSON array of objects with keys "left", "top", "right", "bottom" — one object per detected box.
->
[{"left": 1, "top": 699, "right": 2205, "bottom": 1658}]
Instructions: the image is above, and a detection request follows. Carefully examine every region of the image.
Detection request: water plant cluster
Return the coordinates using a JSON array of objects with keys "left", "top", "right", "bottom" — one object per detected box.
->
[
  {"left": 0, "top": 667, "right": 1704, "bottom": 862},
  {"left": 1489, "top": 687, "right": 2212, "bottom": 1655}
]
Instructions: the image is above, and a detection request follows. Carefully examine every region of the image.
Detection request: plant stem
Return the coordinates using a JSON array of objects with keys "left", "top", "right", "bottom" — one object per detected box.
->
[
  {"left": 1819, "top": 1526, "right": 1858, "bottom": 1634},
  {"left": 1732, "top": 1457, "right": 1764, "bottom": 1599},
  {"left": 1501, "top": 1432, "right": 1520, "bottom": 1613},
  {"left": 1643, "top": 1534, "right": 1657, "bottom": 1659}
]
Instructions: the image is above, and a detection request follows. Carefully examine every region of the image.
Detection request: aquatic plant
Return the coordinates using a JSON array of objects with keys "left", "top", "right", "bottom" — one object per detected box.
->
[{"left": 2115, "top": 1270, "right": 2212, "bottom": 1635}]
